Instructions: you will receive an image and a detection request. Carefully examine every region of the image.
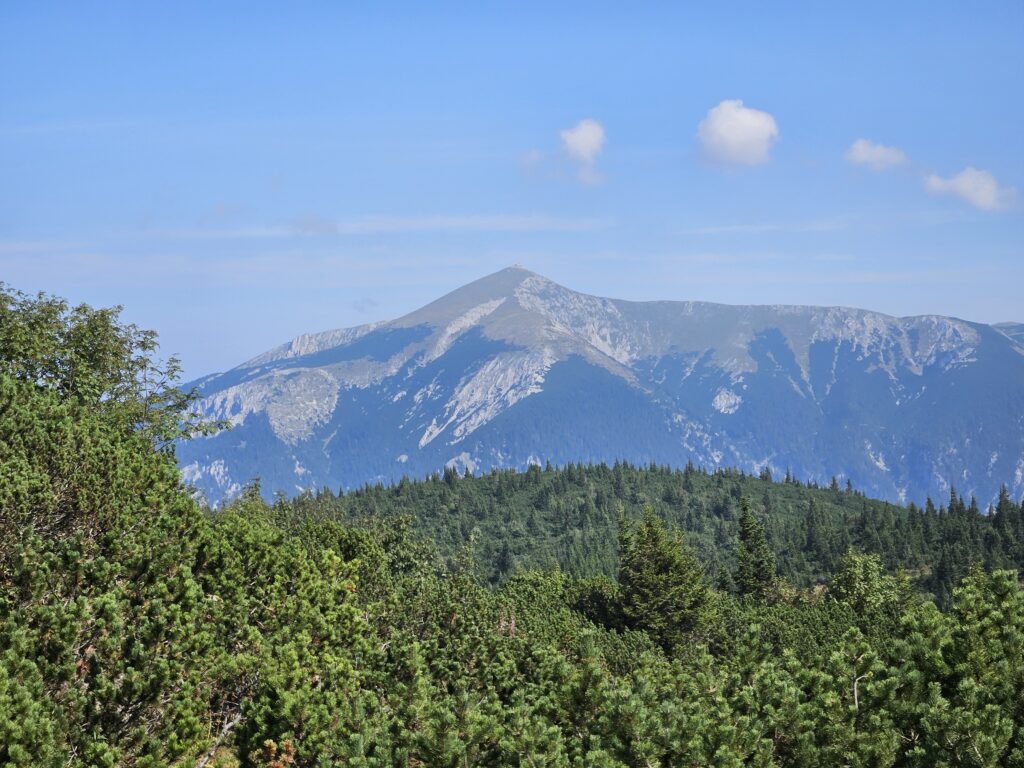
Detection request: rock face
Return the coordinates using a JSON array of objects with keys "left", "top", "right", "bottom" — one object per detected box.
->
[{"left": 179, "top": 266, "right": 1024, "bottom": 506}]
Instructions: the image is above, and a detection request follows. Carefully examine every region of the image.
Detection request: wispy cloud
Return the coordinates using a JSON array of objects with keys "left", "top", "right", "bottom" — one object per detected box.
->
[
  {"left": 1, "top": 246, "right": 499, "bottom": 288},
  {"left": 0, "top": 240, "right": 85, "bottom": 255},
  {"left": 925, "top": 167, "right": 1016, "bottom": 211},
  {"left": 682, "top": 218, "right": 850, "bottom": 235},
  {"left": 334, "top": 214, "right": 607, "bottom": 234},
  {"left": 145, "top": 214, "right": 610, "bottom": 240},
  {"left": 654, "top": 264, "right": 992, "bottom": 289},
  {"left": 0, "top": 118, "right": 151, "bottom": 136},
  {"left": 845, "top": 138, "right": 908, "bottom": 170}
]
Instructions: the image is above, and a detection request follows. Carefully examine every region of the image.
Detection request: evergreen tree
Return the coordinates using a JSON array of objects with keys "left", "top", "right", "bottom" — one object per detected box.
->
[
  {"left": 735, "top": 496, "right": 777, "bottom": 599},
  {"left": 618, "top": 508, "right": 711, "bottom": 652},
  {"left": 830, "top": 550, "right": 907, "bottom": 630}
]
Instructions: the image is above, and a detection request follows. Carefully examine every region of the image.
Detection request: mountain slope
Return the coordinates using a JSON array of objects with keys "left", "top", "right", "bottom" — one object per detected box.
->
[
  {"left": 996, "top": 322, "right": 1024, "bottom": 347},
  {"left": 179, "top": 266, "right": 1024, "bottom": 505}
]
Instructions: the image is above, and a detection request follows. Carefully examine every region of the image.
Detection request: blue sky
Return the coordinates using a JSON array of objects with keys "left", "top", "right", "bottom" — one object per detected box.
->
[{"left": 2, "top": 2, "right": 1022, "bottom": 377}]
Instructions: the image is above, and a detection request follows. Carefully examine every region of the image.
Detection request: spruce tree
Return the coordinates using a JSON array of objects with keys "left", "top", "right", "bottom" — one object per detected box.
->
[
  {"left": 734, "top": 496, "right": 777, "bottom": 599},
  {"left": 618, "top": 508, "right": 711, "bottom": 652}
]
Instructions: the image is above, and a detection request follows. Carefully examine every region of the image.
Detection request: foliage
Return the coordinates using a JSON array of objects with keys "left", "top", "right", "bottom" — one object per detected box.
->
[
  {"left": 4, "top": 291, "right": 1024, "bottom": 766},
  {"left": 276, "top": 458, "right": 1024, "bottom": 609},
  {"left": 735, "top": 495, "right": 778, "bottom": 599},
  {"left": 0, "top": 283, "right": 219, "bottom": 447},
  {"left": 619, "top": 509, "right": 712, "bottom": 652}
]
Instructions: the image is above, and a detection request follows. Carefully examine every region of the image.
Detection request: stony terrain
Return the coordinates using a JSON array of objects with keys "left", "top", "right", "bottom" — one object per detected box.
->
[{"left": 179, "top": 266, "right": 1024, "bottom": 505}]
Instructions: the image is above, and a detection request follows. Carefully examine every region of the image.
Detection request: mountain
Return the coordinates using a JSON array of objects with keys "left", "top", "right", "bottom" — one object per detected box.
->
[
  {"left": 996, "top": 322, "right": 1024, "bottom": 346},
  {"left": 179, "top": 266, "right": 1024, "bottom": 505}
]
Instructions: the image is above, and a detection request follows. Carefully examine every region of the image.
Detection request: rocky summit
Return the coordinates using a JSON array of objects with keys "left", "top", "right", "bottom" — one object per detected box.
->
[{"left": 179, "top": 266, "right": 1024, "bottom": 505}]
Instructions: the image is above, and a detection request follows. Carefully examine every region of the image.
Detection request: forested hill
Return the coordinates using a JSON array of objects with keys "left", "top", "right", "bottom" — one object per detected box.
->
[{"left": 274, "top": 461, "right": 1024, "bottom": 606}]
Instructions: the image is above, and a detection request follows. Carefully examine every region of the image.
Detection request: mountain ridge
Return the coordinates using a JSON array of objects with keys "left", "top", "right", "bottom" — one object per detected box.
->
[
  {"left": 179, "top": 266, "right": 1024, "bottom": 506},
  {"left": 995, "top": 322, "right": 1024, "bottom": 347}
]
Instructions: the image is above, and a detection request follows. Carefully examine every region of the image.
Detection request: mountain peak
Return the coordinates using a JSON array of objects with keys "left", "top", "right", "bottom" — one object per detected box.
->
[
  {"left": 396, "top": 266, "right": 558, "bottom": 324},
  {"left": 505, "top": 263, "right": 537, "bottom": 275},
  {"left": 181, "top": 270, "right": 1024, "bottom": 508},
  {"left": 467, "top": 264, "right": 550, "bottom": 292}
]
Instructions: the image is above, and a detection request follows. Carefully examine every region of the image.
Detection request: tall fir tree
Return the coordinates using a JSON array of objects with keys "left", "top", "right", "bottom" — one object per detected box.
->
[
  {"left": 734, "top": 496, "right": 777, "bottom": 599},
  {"left": 618, "top": 508, "right": 712, "bottom": 652}
]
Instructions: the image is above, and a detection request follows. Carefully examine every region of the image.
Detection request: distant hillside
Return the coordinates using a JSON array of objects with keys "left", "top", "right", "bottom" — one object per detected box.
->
[
  {"left": 276, "top": 461, "right": 1024, "bottom": 607},
  {"left": 180, "top": 266, "right": 1024, "bottom": 506}
]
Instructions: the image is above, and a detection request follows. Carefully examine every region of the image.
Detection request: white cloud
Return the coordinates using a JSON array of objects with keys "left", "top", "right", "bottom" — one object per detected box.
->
[
  {"left": 560, "top": 119, "right": 606, "bottom": 184},
  {"left": 560, "top": 119, "right": 605, "bottom": 164},
  {"left": 697, "top": 100, "right": 779, "bottom": 166},
  {"left": 330, "top": 214, "right": 607, "bottom": 234},
  {"left": 925, "top": 167, "right": 1015, "bottom": 211},
  {"left": 845, "top": 138, "right": 907, "bottom": 170}
]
